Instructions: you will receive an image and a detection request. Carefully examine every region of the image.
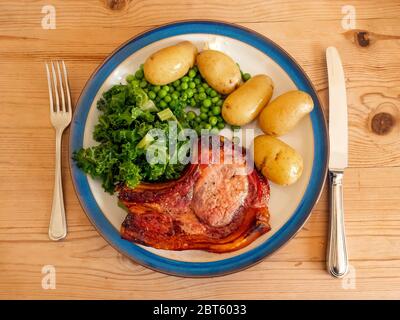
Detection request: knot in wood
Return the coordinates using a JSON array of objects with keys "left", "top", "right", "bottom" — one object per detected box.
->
[
  {"left": 371, "top": 112, "right": 395, "bottom": 135},
  {"left": 105, "top": 0, "right": 128, "bottom": 11},
  {"left": 356, "top": 31, "right": 370, "bottom": 47}
]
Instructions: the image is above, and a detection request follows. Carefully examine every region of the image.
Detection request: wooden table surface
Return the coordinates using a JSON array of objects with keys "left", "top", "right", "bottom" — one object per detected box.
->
[{"left": 1, "top": 0, "right": 400, "bottom": 300}]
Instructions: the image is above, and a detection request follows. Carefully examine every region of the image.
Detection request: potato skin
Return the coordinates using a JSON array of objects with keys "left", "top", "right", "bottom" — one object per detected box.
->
[
  {"left": 143, "top": 41, "right": 197, "bottom": 85},
  {"left": 222, "top": 75, "right": 274, "bottom": 126},
  {"left": 253, "top": 135, "right": 303, "bottom": 186},
  {"left": 196, "top": 50, "right": 242, "bottom": 94},
  {"left": 259, "top": 90, "right": 314, "bottom": 136}
]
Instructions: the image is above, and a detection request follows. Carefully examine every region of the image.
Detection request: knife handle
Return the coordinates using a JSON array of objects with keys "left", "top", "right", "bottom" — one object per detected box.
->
[{"left": 327, "top": 170, "right": 349, "bottom": 278}]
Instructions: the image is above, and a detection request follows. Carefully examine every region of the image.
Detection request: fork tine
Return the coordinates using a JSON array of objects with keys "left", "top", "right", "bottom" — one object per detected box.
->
[
  {"left": 61, "top": 61, "right": 71, "bottom": 113},
  {"left": 56, "top": 61, "right": 66, "bottom": 112},
  {"left": 50, "top": 61, "right": 60, "bottom": 112},
  {"left": 45, "top": 63, "right": 54, "bottom": 113}
]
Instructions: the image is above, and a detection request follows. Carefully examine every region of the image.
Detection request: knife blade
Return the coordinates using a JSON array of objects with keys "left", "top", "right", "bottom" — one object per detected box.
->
[
  {"left": 326, "top": 46, "right": 349, "bottom": 278},
  {"left": 326, "top": 46, "right": 348, "bottom": 171}
]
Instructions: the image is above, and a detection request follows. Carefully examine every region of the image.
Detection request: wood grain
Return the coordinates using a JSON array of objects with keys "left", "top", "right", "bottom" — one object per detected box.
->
[{"left": 1, "top": 0, "right": 400, "bottom": 299}]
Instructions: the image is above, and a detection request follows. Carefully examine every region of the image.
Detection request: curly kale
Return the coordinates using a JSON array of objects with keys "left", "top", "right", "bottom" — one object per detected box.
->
[{"left": 73, "top": 78, "right": 190, "bottom": 194}]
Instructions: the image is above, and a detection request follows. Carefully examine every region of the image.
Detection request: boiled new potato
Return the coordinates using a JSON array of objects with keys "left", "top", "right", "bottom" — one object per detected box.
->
[
  {"left": 259, "top": 90, "right": 313, "bottom": 136},
  {"left": 143, "top": 41, "right": 197, "bottom": 85},
  {"left": 222, "top": 75, "right": 274, "bottom": 126},
  {"left": 196, "top": 50, "right": 241, "bottom": 94},
  {"left": 253, "top": 135, "right": 303, "bottom": 186}
]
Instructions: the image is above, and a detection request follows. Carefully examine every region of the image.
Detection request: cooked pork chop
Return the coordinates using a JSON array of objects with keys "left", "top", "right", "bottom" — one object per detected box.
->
[{"left": 118, "top": 137, "right": 271, "bottom": 253}]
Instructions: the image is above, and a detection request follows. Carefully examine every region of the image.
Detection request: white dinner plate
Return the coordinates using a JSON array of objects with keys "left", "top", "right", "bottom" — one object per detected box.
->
[{"left": 69, "top": 21, "right": 328, "bottom": 277}]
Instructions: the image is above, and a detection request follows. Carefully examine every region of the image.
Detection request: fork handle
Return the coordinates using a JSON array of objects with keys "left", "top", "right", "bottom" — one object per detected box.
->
[
  {"left": 49, "top": 129, "right": 67, "bottom": 240},
  {"left": 327, "top": 170, "right": 348, "bottom": 278}
]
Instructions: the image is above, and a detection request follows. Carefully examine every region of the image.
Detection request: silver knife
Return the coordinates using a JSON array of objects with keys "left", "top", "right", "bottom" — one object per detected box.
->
[{"left": 326, "top": 46, "right": 349, "bottom": 278}]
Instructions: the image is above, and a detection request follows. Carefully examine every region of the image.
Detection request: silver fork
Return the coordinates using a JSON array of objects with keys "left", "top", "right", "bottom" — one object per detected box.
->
[{"left": 45, "top": 61, "right": 72, "bottom": 241}]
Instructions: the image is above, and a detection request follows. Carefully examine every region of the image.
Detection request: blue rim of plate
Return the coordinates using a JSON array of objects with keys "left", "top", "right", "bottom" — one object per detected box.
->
[{"left": 69, "top": 20, "right": 328, "bottom": 277}]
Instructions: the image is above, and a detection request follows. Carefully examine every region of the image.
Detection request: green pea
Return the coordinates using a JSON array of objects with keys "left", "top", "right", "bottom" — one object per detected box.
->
[
  {"left": 203, "top": 123, "right": 212, "bottom": 130},
  {"left": 217, "top": 115, "right": 224, "bottom": 123},
  {"left": 195, "top": 116, "right": 202, "bottom": 123},
  {"left": 203, "top": 99, "right": 212, "bottom": 107},
  {"left": 164, "top": 95, "right": 172, "bottom": 103},
  {"left": 181, "top": 82, "right": 188, "bottom": 90},
  {"left": 186, "top": 111, "right": 196, "bottom": 121},
  {"left": 200, "top": 112, "right": 208, "bottom": 120},
  {"left": 209, "top": 90, "right": 217, "bottom": 97},
  {"left": 173, "top": 80, "right": 180, "bottom": 87},
  {"left": 216, "top": 100, "right": 223, "bottom": 106},
  {"left": 140, "top": 80, "right": 147, "bottom": 88},
  {"left": 206, "top": 88, "right": 213, "bottom": 95},
  {"left": 189, "top": 82, "right": 196, "bottom": 89},
  {"left": 242, "top": 73, "right": 251, "bottom": 81},
  {"left": 188, "top": 69, "right": 196, "bottom": 78},
  {"left": 169, "top": 100, "right": 177, "bottom": 108},
  {"left": 202, "top": 83, "right": 209, "bottom": 89},
  {"left": 208, "top": 111, "right": 214, "bottom": 117},
  {"left": 194, "top": 78, "right": 201, "bottom": 84},
  {"left": 126, "top": 74, "right": 135, "bottom": 83},
  {"left": 162, "top": 85, "right": 170, "bottom": 92},
  {"left": 209, "top": 116, "right": 218, "bottom": 126},
  {"left": 198, "top": 87, "right": 205, "bottom": 93},
  {"left": 211, "top": 106, "right": 221, "bottom": 115},
  {"left": 200, "top": 106, "right": 208, "bottom": 113},
  {"left": 186, "top": 89, "right": 194, "bottom": 98},
  {"left": 190, "top": 98, "right": 196, "bottom": 107},
  {"left": 198, "top": 92, "right": 207, "bottom": 100},
  {"left": 210, "top": 127, "right": 219, "bottom": 135},
  {"left": 153, "top": 85, "right": 161, "bottom": 93},
  {"left": 130, "top": 79, "right": 140, "bottom": 87},
  {"left": 159, "top": 100, "right": 167, "bottom": 108},
  {"left": 181, "top": 93, "right": 188, "bottom": 101},
  {"left": 181, "top": 76, "right": 190, "bottom": 82},
  {"left": 171, "top": 92, "right": 179, "bottom": 100},
  {"left": 148, "top": 91, "right": 156, "bottom": 100},
  {"left": 158, "top": 89, "right": 167, "bottom": 98},
  {"left": 211, "top": 96, "right": 220, "bottom": 103},
  {"left": 135, "top": 69, "right": 144, "bottom": 80},
  {"left": 217, "top": 122, "right": 225, "bottom": 130}
]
